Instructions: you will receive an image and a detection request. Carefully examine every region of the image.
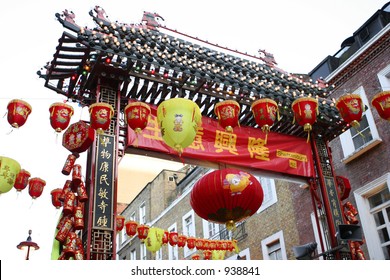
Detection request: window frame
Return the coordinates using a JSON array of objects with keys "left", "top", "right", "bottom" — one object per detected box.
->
[
  {"left": 256, "top": 176, "right": 277, "bottom": 213},
  {"left": 139, "top": 202, "right": 146, "bottom": 224},
  {"left": 182, "top": 210, "right": 196, "bottom": 257},
  {"left": 168, "top": 223, "right": 179, "bottom": 260},
  {"left": 261, "top": 230, "right": 287, "bottom": 260}
]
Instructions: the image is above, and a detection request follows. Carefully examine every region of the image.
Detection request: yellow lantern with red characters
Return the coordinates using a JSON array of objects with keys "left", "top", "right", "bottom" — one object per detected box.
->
[
  {"left": 0, "top": 156, "right": 21, "bottom": 194},
  {"left": 336, "top": 94, "right": 364, "bottom": 128},
  {"left": 7, "top": 99, "right": 32, "bottom": 128},
  {"left": 291, "top": 97, "right": 318, "bottom": 141},
  {"left": 125, "top": 102, "right": 151, "bottom": 133},
  {"left": 251, "top": 98, "right": 279, "bottom": 143},
  {"left": 145, "top": 227, "right": 164, "bottom": 253},
  {"left": 89, "top": 102, "right": 114, "bottom": 134},
  {"left": 214, "top": 100, "right": 240, "bottom": 132},
  {"left": 49, "top": 102, "right": 74, "bottom": 133},
  {"left": 28, "top": 177, "right": 46, "bottom": 199},
  {"left": 14, "top": 169, "right": 30, "bottom": 192},
  {"left": 157, "top": 98, "right": 202, "bottom": 155},
  {"left": 371, "top": 91, "right": 390, "bottom": 121}
]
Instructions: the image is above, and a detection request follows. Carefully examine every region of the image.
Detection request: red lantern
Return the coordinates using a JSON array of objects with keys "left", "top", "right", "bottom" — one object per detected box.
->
[
  {"left": 125, "top": 102, "right": 151, "bottom": 133},
  {"left": 336, "top": 94, "right": 364, "bottom": 128},
  {"left": 73, "top": 206, "right": 84, "bottom": 230},
  {"left": 291, "top": 97, "right": 318, "bottom": 141},
  {"left": 177, "top": 234, "right": 187, "bottom": 248},
  {"left": 14, "top": 169, "right": 30, "bottom": 192},
  {"left": 71, "top": 164, "right": 83, "bottom": 191},
  {"left": 50, "top": 188, "right": 63, "bottom": 209},
  {"left": 195, "top": 238, "right": 205, "bottom": 250},
  {"left": 251, "top": 98, "right": 279, "bottom": 143},
  {"left": 125, "top": 220, "right": 138, "bottom": 237},
  {"left": 186, "top": 237, "right": 196, "bottom": 250},
  {"left": 162, "top": 230, "right": 169, "bottom": 245},
  {"left": 63, "top": 231, "right": 77, "bottom": 258},
  {"left": 62, "top": 121, "right": 95, "bottom": 154},
  {"left": 191, "top": 254, "right": 200, "bottom": 260},
  {"left": 49, "top": 102, "right": 74, "bottom": 133},
  {"left": 209, "top": 240, "right": 217, "bottom": 251},
  {"left": 61, "top": 153, "right": 79, "bottom": 175},
  {"left": 28, "top": 177, "right": 46, "bottom": 199},
  {"left": 203, "top": 250, "right": 212, "bottom": 260},
  {"left": 116, "top": 215, "right": 125, "bottom": 231},
  {"left": 89, "top": 102, "right": 114, "bottom": 134},
  {"left": 169, "top": 232, "right": 179, "bottom": 246},
  {"left": 7, "top": 99, "right": 32, "bottom": 128},
  {"left": 371, "top": 91, "right": 390, "bottom": 121},
  {"left": 214, "top": 100, "right": 240, "bottom": 132},
  {"left": 336, "top": 176, "right": 352, "bottom": 201},
  {"left": 76, "top": 181, "right": 88, "bottom": 202},
  {"left": 137, "top": 224, "right": 150, "bottom": 242},
  {"left": 190, "top": 168, "right": 264, "bottom": 231}
]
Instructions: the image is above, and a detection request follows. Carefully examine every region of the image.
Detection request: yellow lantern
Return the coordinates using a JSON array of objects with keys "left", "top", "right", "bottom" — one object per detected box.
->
[
  {"left": 144, "top": 227, "right": 165, "bottom": 253},
  {"left": 0, "top": 156, "right": 21, "bottom": 194},
  {"left": 157, "top": 98, "right": 202, "bottom": 155},
  {"left": 212, "top": 250, "right": 226, "bottom": 260}
]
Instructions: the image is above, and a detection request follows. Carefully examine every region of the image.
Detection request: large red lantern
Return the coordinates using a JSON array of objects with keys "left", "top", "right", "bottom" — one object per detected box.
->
[
  {"left": 251, "top": 98, "right": 279, "bottom": 143},
  {"left": 214, "top": 100, "right": 240, "bottom": 132},
  {"left": 336, "top": 94, "right": 364, "bottom": 128},
  {"left": 125, "top": 220, "right": 138, "bottom": 237},
  {"left": 49, "top": 102, "right": 74, "bottom": 133},
  {"left": 371, "top": 91, "right": 390, "bottom": 121},
  {"left": 291, "top": 97, "right": 318, "bottom": 141},
  {"left": 50, "top": 188, "right": 63, "bottom": 209},
  {"left": 190, "top": 168, "right": 264, "bottom": 230},
  {"left": 116, "top": 215, "right": 125, "bottom": 231},
  {"left": 7, "top": 99, "right": 32, "bottom": 128},
  {"left": 62, "top": 121, "right": 95, "bottom": 154},
  {"left": 89, "top": 102, "right": 114, "bottom": 134},
  {"left": 28, "top": 177, "right": 46, "bottom": 199},
  {"left": 14, "top": 169, "right": 30, "bottom": 192},
  {"left": 125, "top": 102, "right": 151, "bottom": 133}
]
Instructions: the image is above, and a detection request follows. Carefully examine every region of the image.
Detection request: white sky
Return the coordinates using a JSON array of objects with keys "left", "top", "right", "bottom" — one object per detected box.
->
[{"left": 0, "top": 0, "right": 388, "bottom": 261}]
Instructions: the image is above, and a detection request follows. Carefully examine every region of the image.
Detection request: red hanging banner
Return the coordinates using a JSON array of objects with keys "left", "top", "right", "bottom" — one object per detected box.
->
[{"left": 127, "top": 106, "right": 314, "bottom": 178}]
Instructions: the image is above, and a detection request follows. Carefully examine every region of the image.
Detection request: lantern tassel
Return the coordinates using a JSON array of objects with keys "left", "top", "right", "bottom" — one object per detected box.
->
[
  {"left": 226, "top": 220, "right": 236, "bottom": 231},
  {"left": 351, "top": 121, "right": 365, "bottom": 138}
]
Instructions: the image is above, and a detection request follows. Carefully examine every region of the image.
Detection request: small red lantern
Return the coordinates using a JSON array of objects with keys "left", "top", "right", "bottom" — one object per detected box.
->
[
  {"left": 336, "top": 94, "right": 364, "bottom": 128},
  {"left": 191, "top": 254, "right": 201, "bottom": 260},
  {"left": 186, "top": 237, "right": 196, "bottom": 250},
  {"left": 125, "top": 102, "right": 151, "bottom": 133},
  {"left": 73, "top": 206, "right": 84, "bottom": 230},
  {"left": 14, "top": 169, "right": 30, "bottom": 192},
  {"left": 169, "top": 232, "right": 179, "bottom": 246},
  {"left": 371, "top": 91, "right": 390, "bottom": 121},
  {"left": 209, "top": 240, "right": 217, "bottom": 251},
  {"left": 125, "top": 220, "right": 138, "bottom": 237},
  {"left": 49, "top": 102, "right": 74, "bottom": 133},
  {"left": 177, "top": 234, "right": 187, "bottom": 248},
  {"left": 336, "top": 176, "right": 352, "bottom": 201},
  {"left": 63, "top": 231, "right": 77, "bottom": 258},
  {"left": 61, "top": 153, "right": 79, "bottom": 175},
  {"left": 203, "top": 250, "right": 212, "bottom": 260},
  {"left": 56, "top": 216, "right": 73, "bottom": 243},
  {"left": 190, "top": 168, "right": 264, "bottom": 231},
  {"left": 63, "top": 191, "right": 75, "bottom": 215},
  {"left": 116, "top": 215, "right": 125, "bottom": 231},
  {"left": 195, "top": 238, "right": 205, "bottom": 250},
  {"left": 62, "top": 121, "right": 95, "bottom": 154},
  {"left": 89, "top": 102, "right": 114, "bottom": 134},
  {"left": 76, "top": 181, "right": 88, "bottom": 202},
  {"left": 7, "top": 99, "right": 32, "bottom": 128},
  {"left": 162, "top": 230, "right": 169, "bottom": 245},
  {"left": 50, "top": 188, "right": 63, "bottom": 209},
  {"left": 291, "top": 97, "right": 318, "bottom": 141},
  {"left": 137, "top": 224, "right": 150, "bottom": 242},
  {"left": 251, "top": 98, "right": 279, "bottom": 143},
  {"left": 71, "top": 164, "right": 83, "bottom": 191},
  {"left": 214, "top": 100, "right": 240, "bottom": 132},
  {"left": 28, "top": 177, "right": 46, "bottom": 199}
]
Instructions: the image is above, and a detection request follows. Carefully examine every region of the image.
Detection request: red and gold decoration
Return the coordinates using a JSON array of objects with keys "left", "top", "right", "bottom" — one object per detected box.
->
[
  {"left": 251, "top": 98, "right": 279, "bottom": 144},
  {"left": 371, "top": 91, "right": 390, "bottom": 121},
  {"left": 28, "top": 177, "right": 46, "bottom": 199},
  {"left": 190, "top": 168, "right": 264, "bottom": 230},
  {"left": 291, "top": 97, "right": 318, "bottom": 141},
  {"left": 336, "top": 94, "right": 364, "bottom": 128},
  {"left": 137, "top": 224, "right": 150, "bottom": 242},
  {"left": 6, "top": 99, "right": 32, "bottom": 128},
  {"left": 62, "top": 121, "right": 95, "bottom": 154},
  {"left": 49, "top": 102, "right": 74, "bottom": 133},
  {"left": 116, "top": 215, "right": 125, "bottom": 231},
  {"left": 14, "top": 169, "right": 30, "bottom": 192},
  {"left": 61, "top": 153, "right": 79, "bottom": 175},
  {"left": 186, "top": 237, "right": 196, "bottom": 250},
  {"left": 125, "top": 220, "right": 138, "bottom": 237},
  {"left": 125, "top": 101, "right": 151, "bottom": 133},
  {"left": 0, "top": 156, "right": 21, "bottom": 194},
  {"left": 336, "top": 175, "right": 352, "bottom": 201},
  {"left": 177, "top": 234, "right": 187, "bottom": 248},
  {"left": 168, "top": 231, "right": 179, "bottom": 246},
  {"left": 214, "top": 100, "right": 240, "bottom": 132},
  {"left": 50, "top": 188, "right": 63, "bottom": 209},
  {"left": 88, "top": 102, "right": 114, "bottom": 134},
  {"left": 157, "top": 98, "right": 202, "bottom": 155}
]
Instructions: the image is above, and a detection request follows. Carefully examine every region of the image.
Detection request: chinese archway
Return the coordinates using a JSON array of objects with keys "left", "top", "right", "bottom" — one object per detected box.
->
[{"left": 38, "top": 7, "right": 358, "bottom": 260}]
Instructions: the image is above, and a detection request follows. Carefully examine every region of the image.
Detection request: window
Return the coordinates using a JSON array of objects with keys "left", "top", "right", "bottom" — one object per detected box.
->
[
  {"left": 202, "top": 220, "right": 220, "bottom": 239},
  {"left": 155, "top": 248, "right": 163, "bottom": 260},
  {"left": 121, "top": 225, "right": 126, "bottom": 243},
  {"left": 140, "top": 243, "right": 147, "bottom": 260},
  {"left": 354, "top": 173, "right": 390, "bottom": 259},
  {"left": 261, "top": 231, "right": 287, "bottom": 260},
  {"left": 183, "top": 210, "right": 196, "bottom": 257},
  {"left": 139, "top": 202, "right": 146, "bottom": 224},
  {"left": 339, "top": 86, "right": 381, "bottom": 163},
  {"left": 130, "top": 249, "right": 136, "bottom": 260},
  {"left": 256, "top": 177, "right": 277, "bottom": 213},
  {"left": 168, "top": 223, "right": 178, "bottom": 260}
]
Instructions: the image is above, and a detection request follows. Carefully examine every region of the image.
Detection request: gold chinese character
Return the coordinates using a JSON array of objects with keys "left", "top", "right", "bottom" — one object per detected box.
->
[
  {"left": 98, "top": 187, "right": 108, "bottom": 199},
  {"left": 99, "top": 162, "right": 110, "bottom": 173},
  {"left": 214, "top": 130, "right": 238, "bottom": 155},
  {"left": 143, "top": 115, "right": 163, "bottom": 141},
  {"left": 97, "top": 215, "right": 108, "bottom": 227},
  {"left": 100, "top": 136, "right": 111, "bottom": 148},
  {"left": 100, "top": 149, "right": 111, "bottom": 159},
  {"left": 98, "top": 200, "right": 109, "bottom": 214},
  {"left": 188, "top": 127, "right": 205, "bottom": 151},
  {"left": 247, "top": 137, "right": 270, "bottom": 161},
  {"left": 99, "top": 174, "right": 110, "bottom": 186}
]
